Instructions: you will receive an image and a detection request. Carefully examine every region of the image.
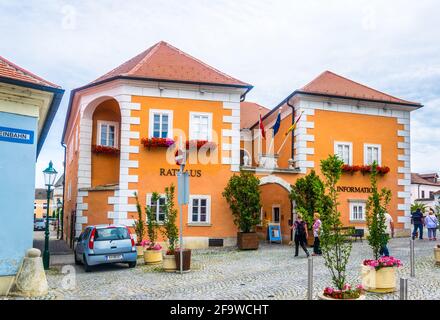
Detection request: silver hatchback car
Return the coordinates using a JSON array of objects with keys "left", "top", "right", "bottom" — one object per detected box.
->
[{"left": 74, "top": 225, "right": 137, "bottom": 272}]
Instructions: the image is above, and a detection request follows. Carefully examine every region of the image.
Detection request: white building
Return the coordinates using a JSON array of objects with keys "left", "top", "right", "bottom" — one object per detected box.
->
[{"left": 410, "top": 173, "right": 440, "bottom": 209}]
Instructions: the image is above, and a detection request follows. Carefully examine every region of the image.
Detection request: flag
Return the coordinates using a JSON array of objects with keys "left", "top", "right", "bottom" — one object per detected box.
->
[
  {"left": 272, "top": 111, "right": 281, "bottom": 136},
  {"left": 259, "top": 114, "right": 266, "bottom": 139},
  {"left": 284, "top": 110, "right": 304, "bottom": 136}
]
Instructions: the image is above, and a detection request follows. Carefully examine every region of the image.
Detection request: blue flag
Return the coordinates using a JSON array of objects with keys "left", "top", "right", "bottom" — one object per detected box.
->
[{"left": 272, "top": 112, "right": 281, "bottom": 136}]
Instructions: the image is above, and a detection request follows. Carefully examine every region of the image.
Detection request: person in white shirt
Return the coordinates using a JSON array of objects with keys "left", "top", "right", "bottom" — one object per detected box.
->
[{"left": 379, "top": 212, "right": 394, "bottom": 257}]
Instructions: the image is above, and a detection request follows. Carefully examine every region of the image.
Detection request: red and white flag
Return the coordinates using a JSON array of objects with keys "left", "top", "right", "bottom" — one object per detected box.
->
[{"left": 259, "top": 114, "right": 266, "bottom": 139}]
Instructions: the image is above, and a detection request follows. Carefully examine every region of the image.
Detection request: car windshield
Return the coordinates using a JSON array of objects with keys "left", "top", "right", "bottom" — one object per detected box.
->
[
  {"left": 35, "top": 219, "right": 44, "bottom": 222},
  {"left": 94, "top": 227, "right": 130, "bottom": 241}
]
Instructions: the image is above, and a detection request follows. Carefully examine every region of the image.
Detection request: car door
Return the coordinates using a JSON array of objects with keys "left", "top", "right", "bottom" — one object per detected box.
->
[{"left": 75, "top": 229, "right": 87, "bottom": 258}]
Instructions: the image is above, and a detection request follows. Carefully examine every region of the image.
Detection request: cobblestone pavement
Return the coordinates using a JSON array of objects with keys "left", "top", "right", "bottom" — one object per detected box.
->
[
  {"left": 33, "top": 230, "right": 72, "bottom": 255},
  {"left": 5, "top": 237, "right": 440, "bottom": 300}
]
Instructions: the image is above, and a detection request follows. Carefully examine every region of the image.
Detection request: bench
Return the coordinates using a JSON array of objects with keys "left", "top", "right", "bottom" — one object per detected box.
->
[{"left": 333, "top": 227, "right": 364, "bottom": 242}]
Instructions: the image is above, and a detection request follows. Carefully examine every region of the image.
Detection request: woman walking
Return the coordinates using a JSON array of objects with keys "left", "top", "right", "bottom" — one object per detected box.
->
[
  {"left": 312, "top": 213, "right": 322, "bottom": 256},
  {"left": 425, "top": 209, "right": 439, "bottom": 241},
  {"left": 291, "top": 213, "right": 310, "bottom": 258}
]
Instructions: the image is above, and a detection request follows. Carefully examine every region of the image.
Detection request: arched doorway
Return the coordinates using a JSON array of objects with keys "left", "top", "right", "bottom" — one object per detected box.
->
[{"left": 258, "top": 175, "right": 293, "bottom": 243}]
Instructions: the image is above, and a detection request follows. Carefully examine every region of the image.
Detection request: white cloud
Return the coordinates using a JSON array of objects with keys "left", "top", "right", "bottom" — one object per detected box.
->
[{"left": 1, "top": 0, "right": 439, "bottom": 185}]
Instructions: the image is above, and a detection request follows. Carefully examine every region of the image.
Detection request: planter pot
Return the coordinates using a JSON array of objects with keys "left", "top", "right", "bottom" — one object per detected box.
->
[
  {"left": 174, "top": 249, "right": 191, "bottom": 271},
  {"left": 434, "top": 247, "right": 440, "bottom": 265},
  {"left": 361, "top": 265, "right": 397, "bottom": 293},
  {"left": 318, "top": 293, "right": 365, "bottom": 300},
  {"left": 144, "top": 249, "right": 163, "bottom": 265},
  {"left": 237, "top": 232, "right": 259, "bottom": 250},
  {"left": 136, "top": 246, "right": 144, "bottom": 258},
  {"left": 163, "top": 254, "right": 177, "bottom": 272}
]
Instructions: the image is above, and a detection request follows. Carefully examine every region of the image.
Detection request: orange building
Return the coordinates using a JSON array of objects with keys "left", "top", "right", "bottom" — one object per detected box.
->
[
  {"left": 62, "top": 41, "right": 422, "bottom": 248},
  {"left": 243, "top": 71, "right": 422, "bottom": 241}
]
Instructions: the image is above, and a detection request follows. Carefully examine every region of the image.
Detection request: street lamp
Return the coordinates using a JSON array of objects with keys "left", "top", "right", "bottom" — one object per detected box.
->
[
  {"left": 56, "top": 198, "right": 62, "bottom": 239},
  {"left": 42, "top": 161, "right": 57, "bottom": 270}
]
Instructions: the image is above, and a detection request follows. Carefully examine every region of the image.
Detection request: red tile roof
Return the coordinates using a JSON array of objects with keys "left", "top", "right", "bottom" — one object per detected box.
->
[
  {"left": 300, "top": 71, "right": 420, "bottom": 106},
  {"left": 90, "top": 41, "right": 251, "bottom": 87},
  {"left": 411, "top": 173, "right": 440, "bottom": 186},
  {"left": 0, "top": 55, "right": 60, "bottom": 88},
  {"left": 241, "top": 102, "right": 270, "bottom": 129}
]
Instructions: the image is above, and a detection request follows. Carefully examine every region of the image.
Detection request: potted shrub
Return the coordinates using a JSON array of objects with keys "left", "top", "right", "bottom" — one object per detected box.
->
[
  {"left": 362, "top": 162, "right": 401, "bottom": 293},
  {"left": 223, "top": 171, "right": 261, "bottom": 250},
  {"left": 290, "top": 170, "right": 330, "bottom": 246},
  {"left": 318, "top": 155, "right": 363, "bottom": 300},
  {"left": 143, "top": 192, "right": 163, "bottom": 265},
  {"left": 133, "top": 192, "right": 146, "bottom": 258},
  {"left": 161, "top": 184, "right": 179, "bottom": 272}
]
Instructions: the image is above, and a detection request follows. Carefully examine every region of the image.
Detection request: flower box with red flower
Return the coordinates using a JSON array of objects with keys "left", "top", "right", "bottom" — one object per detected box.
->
[
  {"left": 185, "top": 140, "right": 217, "bottom": 150},
  {"left": 92, "top": 145, "right": 120, "bottom": 155},
  {"left": 377, "top": 166, "right": 390, "bottom": 175},
  {"left": 361, "top": 256, "right": 402, "bottom": 293},
  {"left": 141, "top": 137, "right": 175, "bottom": 149},
  {"left": 319, "top": 284, "right": 365, "bottom": 300}
]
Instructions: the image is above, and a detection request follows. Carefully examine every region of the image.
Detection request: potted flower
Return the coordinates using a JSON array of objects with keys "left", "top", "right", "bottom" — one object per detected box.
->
[
  {"left": 321, "top": 284, "right": 365, "bottom": 300},
  {"left": 143, "top": 192, "right": 163, "bottom": 265},
  {"left": 318, "top": 155, "right": 363, "bottom": 300},
  {"left": 92, "top": 145, "right": 120, "bottom": 155},
  {"left": 133, "top": 192, "right": 146, "bottom": 258},
  {"left": 160, "top": 184, "right": 179, "bottom": 272},
  {"left": 362, "top": 162, "right": 400, "bottom": 292},
  {"left": 435, "top": 244, "right": 440, "bottom": 265},
  {"left": 223, "top": 171, "right": 261, "bottom": 250},
  {"left": 141, "top": 137, "right": 175, "bottom": 149},
  {"left": 185, "top": 140, "right": 217, "bottom": 150}
]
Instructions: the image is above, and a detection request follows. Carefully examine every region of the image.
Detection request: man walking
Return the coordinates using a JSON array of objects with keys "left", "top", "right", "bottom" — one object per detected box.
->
[
  {"left": 411, "top": 208, "right": 425, "bottom": 240},
  {"left": 380, "top": 212, "right": 394, "bottom": 256}
]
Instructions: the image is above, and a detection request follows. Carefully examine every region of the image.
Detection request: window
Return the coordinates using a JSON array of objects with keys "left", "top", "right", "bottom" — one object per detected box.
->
[
  {"left": 188, "top": 195, "right": 211, "bottom": 223},
  {"left": 97, "top": 121, "right": 118, "bottom": 148},
  {"left": 43, "top": 203, "right": 47, "bottom": 210},
  {"left": 350, "top": 201, "right": 366, "bottom": 221},
  {"left": 146, "top": 194, "right": 166, "bottom": 222},
  {"left": 189, "top": 112, "right": 213, "bottom": 141},
  {"left": 430, "top": 191, "right": 434, "bottom": 199},
  {"left": 272, "top": 206, "right": 280, "bottom": 223},
  {"left": 334, "top": 142, "right": 352, "bottom": 165},
  {"left": 421, "top": 190, "right": 425, "bottom": 199},
  {"left": 364, "top": 144, "right": 381, "bottom": 165},
  {"left": 149, "top": 109, "right": 173, "bottom": 139}
]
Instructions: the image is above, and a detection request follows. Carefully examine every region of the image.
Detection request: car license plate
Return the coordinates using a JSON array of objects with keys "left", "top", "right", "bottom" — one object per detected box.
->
[{"left": 106, "top": 254, "right": 123, "bottom": 261}]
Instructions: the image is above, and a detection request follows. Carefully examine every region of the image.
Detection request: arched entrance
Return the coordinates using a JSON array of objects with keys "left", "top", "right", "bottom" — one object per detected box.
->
[{"left": 258, "top": 175, "right": 293, "bottom": 243}]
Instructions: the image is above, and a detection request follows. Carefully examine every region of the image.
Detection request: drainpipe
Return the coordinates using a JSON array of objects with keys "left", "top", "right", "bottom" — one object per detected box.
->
[
  {"left": 286, "top": 97, "right": 295, "bottom": 161},
  {"left": 61, "top": 142, "right": 67, "bottom": 241}
]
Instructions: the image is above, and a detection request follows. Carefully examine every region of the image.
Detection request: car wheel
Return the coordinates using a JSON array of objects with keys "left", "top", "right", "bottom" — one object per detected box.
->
[
  {"left": 74, "top": 251, "right": 82, "bottom": 265},
  {"left": 83, "top": 254, "right": 92, "bottom": 272},
  {"left": 128, "top": 261, "right": 137, "bottom": 268}
]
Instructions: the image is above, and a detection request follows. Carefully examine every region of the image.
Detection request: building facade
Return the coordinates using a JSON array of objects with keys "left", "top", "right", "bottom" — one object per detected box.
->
[
  {"left": 34, "top": 189, "right": 56, "bottom": 219},
  {"left": 62, "top": 41, "right": 422, "bottom": 249},
  {"left": 0, "top": 56, "right": 63, "bottom": 295},
  {"left": 410, "top": 173, "right": 440, "bottom": 209}
]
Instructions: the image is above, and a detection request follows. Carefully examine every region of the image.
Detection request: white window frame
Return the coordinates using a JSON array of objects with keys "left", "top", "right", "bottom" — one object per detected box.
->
[
  {"left": 363, "top": 143, "right": 382, "bottom": 166},
  {"left": 148, "top": 109, "right": 173, "bottom": 139},
  {"left": 146, "top": 193, "right": 167, "bottom": 223},
  {"left": 334, "top": 141, "right": 353, "bottom": 165},
  {"left": 188, "top": 195, "right": 211, "bottom": 224},
  {"left": 349, "top": 200, "right": 366, "bottom": 222},
  {"left": 96, "top": 120, "right": 119, "bottom": 148},
  {"left": 189, "top": 112, "right": 213, "bottom": 141}
]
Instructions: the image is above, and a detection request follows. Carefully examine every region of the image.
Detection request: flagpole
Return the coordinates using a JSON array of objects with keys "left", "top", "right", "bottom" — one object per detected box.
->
[
  {"left": 258, "top": 107, "right": 262, "bottom": 162},
  {"left": 277, "top": 110, "right": 304, "bottom": 154}
]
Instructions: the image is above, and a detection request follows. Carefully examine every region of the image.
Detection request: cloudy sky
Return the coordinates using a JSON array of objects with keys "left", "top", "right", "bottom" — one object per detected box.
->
[{"left": 0, "top": 0, "right": 438, "bottom": 187}]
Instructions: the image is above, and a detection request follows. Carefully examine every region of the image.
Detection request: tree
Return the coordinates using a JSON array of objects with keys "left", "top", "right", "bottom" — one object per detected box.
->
[
  {"left": 133, "top": 192, "right": 146, "bottom": 245},
  {"left": 290, "top": 170, "right": 330, "bottom": 228},
  {"left": 145, "top": 192, "right": 160, "bottom": 248},
  {"left": 161, "top": 184, "right": 179, "bottom": 254},
  {"left": 366, "top": 162, "right": 392, "bottom": 260},
  {"left": 411, "top": 202, "right": 427, "bottom": 213},
  {"left": 222, "top": 171, "right": 261, "bottom": 233},
  {"left": 320, "top": 155, "right": 352, "bottom": 290}
]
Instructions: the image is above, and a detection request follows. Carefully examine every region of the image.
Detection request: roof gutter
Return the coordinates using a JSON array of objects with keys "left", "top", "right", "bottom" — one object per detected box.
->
[
  {"left": 61, "top": 75, "right": 253, "bottom": 143},
  {"left": 250, "top": 89, "right": 423, "bottom": 130},
  {"left": 0, "top": 76, "right": 65, "bottom": 159}
]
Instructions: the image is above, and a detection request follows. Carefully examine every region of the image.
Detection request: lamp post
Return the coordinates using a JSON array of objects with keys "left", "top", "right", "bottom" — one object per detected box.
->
[
  {"left": 43, "top": 161, "right": 58, "bottom": 270},
  {"left": 56, "top": 198, "right": 62, "bottom": 239}
]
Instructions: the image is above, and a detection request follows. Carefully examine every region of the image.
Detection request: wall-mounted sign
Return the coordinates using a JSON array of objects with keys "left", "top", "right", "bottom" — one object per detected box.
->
[
  {"left": 160, "top": 168, "right": 202, "bottom": 177},
  {"left": 268, "top": 223, "right": 282, "bottom": 244},
  {"left": 0, "top": 126, "right": 34, "bottom": 145},
  {"left": 337, "top": 186, "right": 373, "bottom": 193}
]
